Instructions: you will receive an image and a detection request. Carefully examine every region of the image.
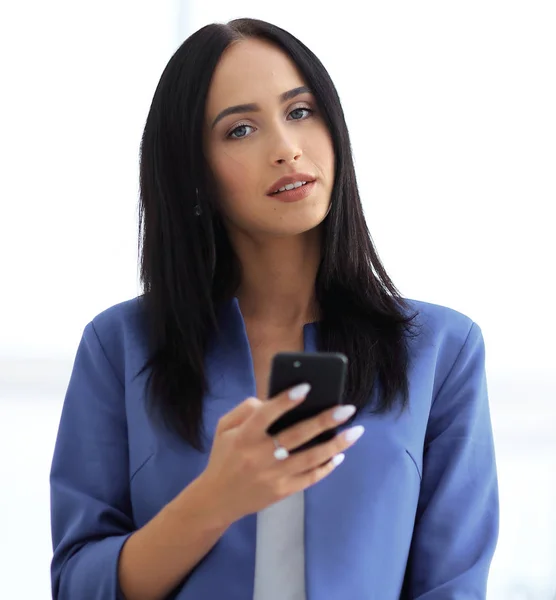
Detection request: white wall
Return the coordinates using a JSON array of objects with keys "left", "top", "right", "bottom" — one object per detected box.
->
[
  {"left": 0, "top": 0, "right": 184, "bottom": 361},
  {"left": 0, "top": 1, "right": 555, "bottom": 598}
]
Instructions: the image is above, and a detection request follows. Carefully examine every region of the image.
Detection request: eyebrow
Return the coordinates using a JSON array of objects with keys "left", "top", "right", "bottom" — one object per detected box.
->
[{"left": 211, "top": 86, "right": 312, "bottom": 129}]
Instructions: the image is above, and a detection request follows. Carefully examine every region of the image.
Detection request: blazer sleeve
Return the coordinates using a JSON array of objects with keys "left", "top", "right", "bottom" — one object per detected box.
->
[
  {"left": 402, "top": 321, "right": 499, "bottom": 599},
  {"left": 50, "top": 321, "right": 134, "bottom": 600}
]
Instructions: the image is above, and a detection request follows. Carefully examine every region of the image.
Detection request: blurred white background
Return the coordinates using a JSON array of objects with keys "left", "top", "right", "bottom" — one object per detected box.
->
[{"left": 0, "top": 1, "right": 555, "bottom": 598}]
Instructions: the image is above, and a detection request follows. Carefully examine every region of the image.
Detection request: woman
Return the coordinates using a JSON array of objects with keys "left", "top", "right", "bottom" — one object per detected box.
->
[{"left": 50, "top": 18, "right": 499, "bottom": 600}]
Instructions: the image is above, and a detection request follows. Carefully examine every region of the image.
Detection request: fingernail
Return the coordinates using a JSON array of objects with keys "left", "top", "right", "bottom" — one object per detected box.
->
[
  {"left": 332, "top": 453, "right": 345, "bottom": 467},
  {"left": 332, "top": 405, "right": 356, "bottom": 422},
  {"left": 289, "top": 383, "right": 311, "bottom": 401},
  {"left": 344, "top": 425, "right": 365, "bottom": 443}
]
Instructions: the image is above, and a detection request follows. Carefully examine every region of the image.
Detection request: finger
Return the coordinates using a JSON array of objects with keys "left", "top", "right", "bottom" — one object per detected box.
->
[
  {"left": 244, "top": 383, "right": 312, "bottom": 438},
  {"left": 276, "top": 404, "right": 357, "bottom": 452},
  {"left": 218, "top": 396, "right": 262, "bottom": 432},
  {"left": 292, "top": 451, "right": 346, "bottom": 490},
  {"left": 284, "top": 425, "right": 365, "bottom": 475}
]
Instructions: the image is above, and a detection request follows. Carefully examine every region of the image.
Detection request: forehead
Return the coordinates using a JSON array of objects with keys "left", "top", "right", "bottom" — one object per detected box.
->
[{"left": 205, "top": 38, "right": 306, "bottom": 114}]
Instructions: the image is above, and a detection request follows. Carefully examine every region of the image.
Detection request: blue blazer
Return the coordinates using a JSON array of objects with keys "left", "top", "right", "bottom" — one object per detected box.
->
[{"left": 50, "top": 297, "right": 499, "bottom": 599}]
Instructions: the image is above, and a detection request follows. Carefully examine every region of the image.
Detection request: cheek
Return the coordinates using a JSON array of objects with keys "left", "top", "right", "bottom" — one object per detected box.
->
[
  {"left": 209, "top": 148, "right": 262, "bottom": 221},
  {"left": 212, "top": 150, "right": 252, "bottom": 200},
  {"left": 308, "top": 129, "right": 335, "bottom": 182}
]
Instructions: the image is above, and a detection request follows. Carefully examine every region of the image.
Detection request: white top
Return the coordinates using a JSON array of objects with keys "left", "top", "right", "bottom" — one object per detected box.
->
[{"left": 253, "top": 491, "right": 306, "bottom": 600}]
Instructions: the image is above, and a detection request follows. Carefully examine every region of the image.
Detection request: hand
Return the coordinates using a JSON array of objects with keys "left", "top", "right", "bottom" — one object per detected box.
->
[{"left": 196, "top": 384, "right": 364, "bottom": 526}]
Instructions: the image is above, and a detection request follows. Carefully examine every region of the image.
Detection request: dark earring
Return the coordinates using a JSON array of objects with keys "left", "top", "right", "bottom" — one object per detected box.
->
[{"left": 194, "top": 188, "right": 202, "bottom": 216}]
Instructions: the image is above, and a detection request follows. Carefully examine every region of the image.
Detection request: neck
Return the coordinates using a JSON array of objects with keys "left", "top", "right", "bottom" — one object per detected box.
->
[{"left": 231, "top": 228, "right": 322, "bottom": 328}]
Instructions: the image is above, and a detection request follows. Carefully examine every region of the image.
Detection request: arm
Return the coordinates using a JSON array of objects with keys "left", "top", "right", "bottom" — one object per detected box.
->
[
  {"left": 118, "top": 477, "right": 231, "bottom": 600},
  {"left": 50, "top": 321, "right": 230, "bottom": 600},
  {"left": 402, "top": 322, "right": 499, "bottom": 599}
]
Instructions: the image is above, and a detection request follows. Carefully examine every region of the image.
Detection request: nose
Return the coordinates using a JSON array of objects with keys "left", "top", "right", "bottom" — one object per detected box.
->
[{"left": 270, "top": 128, "right": 302, "bottom": 166}]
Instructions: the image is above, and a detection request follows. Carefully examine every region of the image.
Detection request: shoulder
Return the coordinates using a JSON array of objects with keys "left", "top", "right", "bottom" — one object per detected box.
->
[
  {"left": 401, "top": 297, "right": 484, "bottom": 375},
  {"left": 81, "top": 296, "right": 148, "bottom": 374},
  {"left": 404, "top": 296, "right": 477, "bottom": 336},
  {"left": 89, "top": 295, "right": 146, "bottom": 335}
]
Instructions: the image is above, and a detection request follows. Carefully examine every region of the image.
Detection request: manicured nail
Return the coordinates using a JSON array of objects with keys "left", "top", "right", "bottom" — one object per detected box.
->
[
  {"left": 344, "top": 425, "right": 365, "bottom": 443},
  {"left": 288, "top": 383, "right": 311, "bottom": 401},
  {"left": 332, "top": 453, "right": 345, "bottom": 467},
  {"left": 332, "top": 405, "right": 356, "bottom": 422}
]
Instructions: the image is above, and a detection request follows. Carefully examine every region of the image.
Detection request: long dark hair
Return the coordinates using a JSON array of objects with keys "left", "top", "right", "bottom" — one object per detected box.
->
[{"left": 137, "top": 18, "right": 421, "bottom": 450}]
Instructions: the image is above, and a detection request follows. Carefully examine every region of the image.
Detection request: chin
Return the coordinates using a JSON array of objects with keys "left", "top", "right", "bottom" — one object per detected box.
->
[
  {"left": 262, "top": 209, "right": 329, "bottom": 238},
  {"left": 228, "top": 198, "right": 331, "bottom": 239}
]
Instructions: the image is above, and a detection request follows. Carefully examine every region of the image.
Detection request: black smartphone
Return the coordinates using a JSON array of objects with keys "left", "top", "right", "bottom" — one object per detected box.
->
[{"left": 266, "top": 351, "right": 349, "bottom": 453}]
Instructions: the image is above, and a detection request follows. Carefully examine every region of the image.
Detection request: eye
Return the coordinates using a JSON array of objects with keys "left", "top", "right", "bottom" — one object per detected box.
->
[
  {"left": 288, "top": 107, "right": 313, "bottom": 121},
  {"left": 228, "top": 123, "right": 255, "bottom": 139}
]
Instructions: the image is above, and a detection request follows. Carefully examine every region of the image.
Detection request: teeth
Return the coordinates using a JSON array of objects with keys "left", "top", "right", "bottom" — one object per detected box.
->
[{"left": 274, "top": 181, "right": 308, "bottom": 194}]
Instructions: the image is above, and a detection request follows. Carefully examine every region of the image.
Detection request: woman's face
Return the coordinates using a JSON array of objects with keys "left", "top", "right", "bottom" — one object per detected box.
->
[{"left": 204, "top": 38, "right": 335, "bottom": 238}]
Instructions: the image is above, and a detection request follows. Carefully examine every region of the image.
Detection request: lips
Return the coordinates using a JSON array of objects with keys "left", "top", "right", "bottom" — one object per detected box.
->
[
  {"left": 269, "top": 180, "right": 316, "bottom": 203},
  {"left": 266, "top": 173, "right": 316, "bottom": 196}
]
